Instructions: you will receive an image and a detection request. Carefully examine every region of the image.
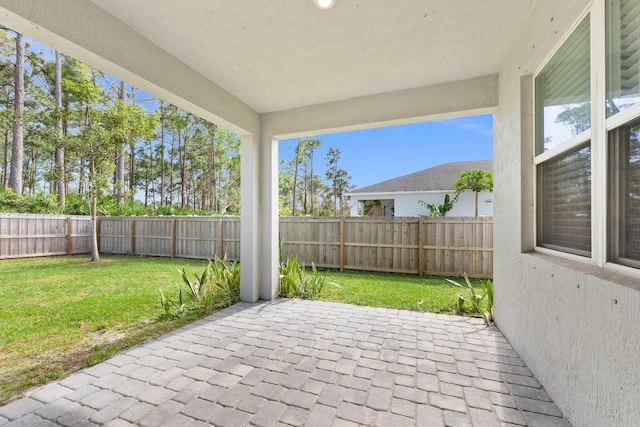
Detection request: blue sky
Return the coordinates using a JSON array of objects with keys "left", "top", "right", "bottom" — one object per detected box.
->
[{"left": 278, "top": 114, "right": 493, "bottom": 190}]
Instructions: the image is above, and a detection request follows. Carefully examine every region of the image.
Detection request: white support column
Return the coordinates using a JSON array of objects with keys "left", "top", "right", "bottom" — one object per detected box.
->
[
  {"left": 259, "top": 135, "right": 280, "bottom": 300},
  {"left": 240, "top": 134, "right": 259, "bottom": 302},
  {"left": 590, "top": 0, "right": 606, "bottom": 267}
]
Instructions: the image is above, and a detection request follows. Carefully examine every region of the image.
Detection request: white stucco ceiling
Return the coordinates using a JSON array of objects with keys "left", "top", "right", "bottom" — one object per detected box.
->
[{"left": 89, "top": 0, "right": 537, "bottom": 114}]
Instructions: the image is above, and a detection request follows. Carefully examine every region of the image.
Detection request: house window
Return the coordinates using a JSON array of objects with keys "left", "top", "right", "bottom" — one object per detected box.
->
[
  {"left": 535, "top": 16, "right": 591, "bottom": 256},
  {"left": 607, "top": 0, "right": 640, "bottom": 268},
  {"left": 535, "top": 17, "right": 591, "bottom": 155},
  {"left": 534, "top": 0, "right": 640, "bottom": 272},
  {"left": 606, "top": 0, "right": 640, "bottom": 116},
  {"left": 537, "top": 144, "right": 591, "bottom": 256},
  {"left": 608, "top": 119, "right": 640, "bottom": 267}
]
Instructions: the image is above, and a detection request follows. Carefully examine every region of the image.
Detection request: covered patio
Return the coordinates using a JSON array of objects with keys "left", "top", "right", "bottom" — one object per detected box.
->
[
  {"left": 0, "top": 1, "right": 638, "bottom": 426},
  {"left": 0, "top": 300, "right": 568, "bottom": 426}
]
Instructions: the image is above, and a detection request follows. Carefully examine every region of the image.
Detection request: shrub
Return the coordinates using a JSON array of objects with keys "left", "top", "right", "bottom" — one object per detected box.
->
[
  {"left": 419, "top": 193, "right": 456, "bottom": 217},
  {"left": 279, "top": 257, "right": 327, "bottom": 299},
  {"left": 207, "top": 256, "right": 242, "bottom": 309},
  {"left": 153, "top": 206, "right": 175, "bottom": 216},
  {"left": 160, "top": 256, "right": 240, "bottom": 319},
  {"left": 64, "top": 193, "right": 90, "bottom": 215},
  {"left": 445, "top": 274, "right": 494, "bottom": 326},
  {"left": 0, "top": 188, "right": 21, "bottom": 212},
  {"left": 22, "top": 192, "right": 61, "bottom": 214},
  {"left": 0, "top": 188, "right": 61, "bottom": 214}
]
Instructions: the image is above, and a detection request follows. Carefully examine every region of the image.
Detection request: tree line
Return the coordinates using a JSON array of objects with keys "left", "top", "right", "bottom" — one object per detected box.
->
[
  {"left": 279, "top": 137, "right": 354, "bottom": 217},
  {"left": 0, "top": 28, "right": 241, "bottom": 218}
]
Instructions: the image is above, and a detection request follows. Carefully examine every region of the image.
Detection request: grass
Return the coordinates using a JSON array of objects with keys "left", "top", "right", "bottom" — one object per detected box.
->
[
  {"left": 0, "top": 254, "right": 208, "bottom": 404},
  {"left": 319, "top": 270, "right": 488, "bottom": 314}
]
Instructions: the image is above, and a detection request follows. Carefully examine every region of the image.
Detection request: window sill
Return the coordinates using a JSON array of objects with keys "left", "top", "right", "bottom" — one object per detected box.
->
[{"left": 525, "top": 250, "right": 640, "bottom": 293}]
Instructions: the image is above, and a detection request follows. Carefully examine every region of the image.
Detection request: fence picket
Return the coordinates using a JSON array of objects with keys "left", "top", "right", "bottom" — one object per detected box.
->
[{"left": 0, "top": 214, "right": 492, "bottom": 277}]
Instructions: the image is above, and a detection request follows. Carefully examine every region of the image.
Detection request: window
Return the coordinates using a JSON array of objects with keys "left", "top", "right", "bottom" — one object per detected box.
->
[
  {"left": 535, "top": 16, "right": 591, "bottom": 256},
  {"left": 538, "top": 144, "right": 591, "bottom": 256},
  {"left": 534, "top": 0, "right": 640, "bottom": 273},
  {"left": 608, "top": 119, "right": 640, "bottom": 267},
  {"left": 606, "top": 0, "right": 640, "bottom": 116},
  {"left": 607, "top": 0, "right": 640, "bottom": 269},
  {"left": 535, "top": 17, "right": 591, "bottom": 154}
]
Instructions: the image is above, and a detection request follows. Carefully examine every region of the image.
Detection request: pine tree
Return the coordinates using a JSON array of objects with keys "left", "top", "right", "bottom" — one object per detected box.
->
[
  {"left": 8, "top": 32, "right": 24, "bottom": 193},
  {"left": 54, "top": 50, "right": 65, "bottom": 209}
]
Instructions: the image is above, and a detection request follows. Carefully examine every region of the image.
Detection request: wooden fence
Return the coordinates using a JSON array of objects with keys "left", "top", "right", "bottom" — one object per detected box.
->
[
  {"left": 280, "top": 217, "right": 492, "bottom": 278},
  {"left": 0, "top": 214, "right": 92, "bottom": 259},
  {"left": 98, "top": 216, "right": 241, "bottom": 261},
  {"left": 0, "top": 214, "right": 493, "bottom": 277}
]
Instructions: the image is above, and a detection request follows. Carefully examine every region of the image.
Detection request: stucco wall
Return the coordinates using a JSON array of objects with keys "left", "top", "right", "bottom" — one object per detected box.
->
[
  {"left": 494, "top": 1, "right": 640, "bottom": 426},
  {"left": 350, "top": 190, "right": 493, "bottom": 217}
]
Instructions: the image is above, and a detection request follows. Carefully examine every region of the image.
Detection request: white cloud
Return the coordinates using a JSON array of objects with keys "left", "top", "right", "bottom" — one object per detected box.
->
[{"left": 443, "top": 117, "right": 493, "bottom": 137}]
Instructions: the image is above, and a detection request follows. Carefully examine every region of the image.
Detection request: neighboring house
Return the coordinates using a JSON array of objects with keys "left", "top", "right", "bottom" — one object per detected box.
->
[{"left": 346, "top": 160, "right": 492, "bottom": 217}]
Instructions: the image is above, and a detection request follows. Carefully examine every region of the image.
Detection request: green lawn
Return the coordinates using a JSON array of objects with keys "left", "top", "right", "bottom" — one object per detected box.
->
[
  {"left": 319, "top": 270, "right": 488, "bottom": 314},
  {"left": 0, "top": 254, "right": 207, "bottom": 404}
]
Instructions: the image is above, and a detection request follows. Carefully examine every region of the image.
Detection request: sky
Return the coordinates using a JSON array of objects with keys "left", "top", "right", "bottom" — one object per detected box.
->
[{"left": 278, "top": 114, "right": 493, "bottom": 190}]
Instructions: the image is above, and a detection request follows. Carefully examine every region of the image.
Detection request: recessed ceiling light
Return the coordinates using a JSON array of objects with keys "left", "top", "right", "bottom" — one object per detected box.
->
[{"left": 313, "top": 0, "right": 336, "bottom": 10}]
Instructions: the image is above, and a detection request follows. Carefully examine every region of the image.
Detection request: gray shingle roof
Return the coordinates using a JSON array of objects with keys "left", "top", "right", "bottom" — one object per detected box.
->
[{"left": 348, "top": 160, "right": 493, "bottom": 194}]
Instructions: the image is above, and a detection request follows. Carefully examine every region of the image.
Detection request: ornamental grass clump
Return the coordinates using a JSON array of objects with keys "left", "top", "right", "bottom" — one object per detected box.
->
[
  {"left": 279, "top": 256, "right": 329, "bottom": 299},
  {"left": 445, "top": 273, "right": 494, "bottom": 326},
  {"left": 161, "top": 256, "right": 240, "bottom": 318}
]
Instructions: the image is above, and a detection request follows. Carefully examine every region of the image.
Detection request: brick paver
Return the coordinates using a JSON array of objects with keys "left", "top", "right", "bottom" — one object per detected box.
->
[{"left": 0, "top": 300, "right": 570, "bottom": 426}]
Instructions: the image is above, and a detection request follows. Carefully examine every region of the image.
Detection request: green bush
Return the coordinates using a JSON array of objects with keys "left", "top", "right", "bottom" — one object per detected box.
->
[
  {"left": 279, "top": 257, "right": 328, "bottom": 299},
  {"left": 63, "top": 193, "right": 90, "bottom": 215},
  {"left": 22, "top": 192, "right": 61, "bottom": 214},
  {"left": 445, "top": 274, "right": 494, "bottom": 325},
  {"left": 0, "top": 188, "right": 229, "bottom": 217},
  {"left": 0, "top": 188, "right": 61, "bottom": 214},
  {"left": 160, "top": 256, "right": 240, "bottom": 319},
  {"left": 0, "top": 188, "right": 21, "bottom": 212},
  {"left": 153, "top": 206, "right": 175, "bottom": 216}
]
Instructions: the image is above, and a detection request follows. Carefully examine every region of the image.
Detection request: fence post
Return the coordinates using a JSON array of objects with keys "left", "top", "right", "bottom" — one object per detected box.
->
[
  {"left": 0, "top": 215, "right": 492, "bottom": 277},
  {"left": 171, "top": 218, "right": 177, "bottom": 258},
  {"left": 418, "top": 218, "right": 424, "bottom": 276},
  {"left": 66, "top": 217, "right": 72, "bottom": 255},
  {"left": 218, "top": 217, "right": 224, "bottom": 258},
  {"left": 130, "top": 218, "right": 136, "bottom": 255},
  {"left": 96, "top": 217, "right": 101, "bottom": 252},
  {"left": 339, "top": 218, "right": 345, "bottom": 271}
]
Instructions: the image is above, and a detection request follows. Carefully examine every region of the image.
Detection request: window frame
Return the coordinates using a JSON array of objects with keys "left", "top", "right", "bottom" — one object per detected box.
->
[
  {"left": 533, "top": 10, "right": 593, "bottom": 260},
  {"left": 607, "top": 118, "right": 640, "bottom": 269},
  {"left": 533, "top": 0, "right": 640, "bottom": 278}
]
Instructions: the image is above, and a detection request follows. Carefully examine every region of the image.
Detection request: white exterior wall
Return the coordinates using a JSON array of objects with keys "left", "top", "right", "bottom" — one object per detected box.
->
[
  {"left": 494, "top": 1, "right": 640, "bottom": 426},
  {"left": 349, "top": 190, "right": 493, "bottom": 217}
]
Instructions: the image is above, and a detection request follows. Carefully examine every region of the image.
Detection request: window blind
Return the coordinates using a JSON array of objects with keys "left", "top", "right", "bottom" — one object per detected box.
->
[
  {"left": 608, "top": 119, "right": 640, "bottom": 266},
  {"left": 537, "top": 144, "right": 592, "bottom": 256},
  {"left": 607, "top": 0, "right": 640, "bottom": 114},
  {"left": 536, "top": 17, "right": 590, "bottom": 154},
  {"left": 539, "top": 19, "right": 591, "bottom": 107}
]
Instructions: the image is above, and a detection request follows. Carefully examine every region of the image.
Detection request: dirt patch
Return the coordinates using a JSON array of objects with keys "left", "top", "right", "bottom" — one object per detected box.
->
[
  {"left": 83, "top": 329, "right": 127, "bottom": 347},
  {"left": 75, "top": 258, "right": 117, "bottom": 267},
  {"left": 1, "top": 321, "right": 155, "bottom": 405}
]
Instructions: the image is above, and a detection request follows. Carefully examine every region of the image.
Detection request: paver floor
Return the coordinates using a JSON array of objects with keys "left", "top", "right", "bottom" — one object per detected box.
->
[{"left": 0, "top": 300, "right": 570, "bottom": 427}]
